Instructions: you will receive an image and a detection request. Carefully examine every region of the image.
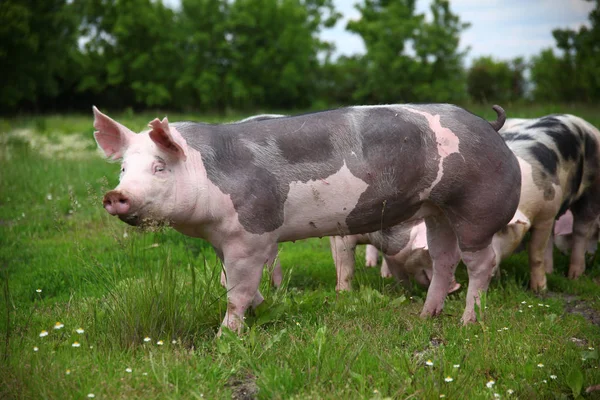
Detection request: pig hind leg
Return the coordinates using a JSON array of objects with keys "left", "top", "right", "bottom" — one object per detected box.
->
[
  {"left": 568, "top": 213, "right": 598, "bottom": 279},
  {"left": 420, "top": 214, "right": 461, "bottom": 318},
  {"left": 568, "top": 192, "right": 600, "bottom": 279},
  {"left": 446, "top": 213, "right": 502, "bottom": 324}
]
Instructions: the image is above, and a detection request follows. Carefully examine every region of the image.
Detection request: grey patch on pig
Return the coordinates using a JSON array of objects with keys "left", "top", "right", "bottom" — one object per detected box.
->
[
  {"left": 366, "top": 220, "right": 419, "bottom": 255},
  {"left": 174, "top": 104, "right": 519, "bottom": 249}
]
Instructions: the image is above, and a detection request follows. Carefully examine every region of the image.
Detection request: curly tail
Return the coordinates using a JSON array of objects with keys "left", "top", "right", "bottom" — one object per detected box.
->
[{"left": 488, "top": 105, "right": 506, "bottom": 131}]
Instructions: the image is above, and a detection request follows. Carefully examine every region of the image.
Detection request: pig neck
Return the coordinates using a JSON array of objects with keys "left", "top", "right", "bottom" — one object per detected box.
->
[{"left": 169, "top": 148, "right": 243, "bottom": 244}]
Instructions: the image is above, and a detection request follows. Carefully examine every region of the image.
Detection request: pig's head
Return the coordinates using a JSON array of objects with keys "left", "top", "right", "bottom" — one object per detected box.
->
[{"left": 93, "top": 106, "right": 195, "bottom": 227}]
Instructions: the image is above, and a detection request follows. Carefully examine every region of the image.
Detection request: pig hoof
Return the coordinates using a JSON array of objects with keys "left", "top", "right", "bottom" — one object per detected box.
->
[
  {"left": 365, "top": 260, "right": 377, "bottom": 268},
  {"left": 568, "top": 268, "right": 584, "bottom": 279},
  {"left": 381, "top": 272, "right": 392, "bottom": 278},
  {"left": 335, "top": 284, "right": 352, "bottom": 292},
  {"left": 420, "top": 307, "right": 443, "bottom": 319}
]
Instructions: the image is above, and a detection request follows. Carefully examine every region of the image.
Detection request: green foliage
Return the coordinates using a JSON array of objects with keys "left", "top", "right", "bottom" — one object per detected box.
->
[
  {"left": 530, "top": 0, "right": 600, "bottom": 103},
  {"left": 0, "top": 0, "right": 81, "bottom": 110},
  {"left": 467, "top": 56, "right": 526, "bottom": 103}
]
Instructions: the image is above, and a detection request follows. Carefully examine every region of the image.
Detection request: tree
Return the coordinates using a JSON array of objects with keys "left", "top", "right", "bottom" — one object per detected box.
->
[
  {"left": 347, "top": 0, "right": 469, "bottom": 104},
  {"left": 347, "top": 0, "right": 423, "bottom": 104},
  {"left": 530, "top": 0, "right": 600, "bottom": 103},
  {"left": 76, "top": 0, "right": 183, "bottom": 109},
  {"left": 467, "top": 56, "right": 526, "bottom": 103},
  {"left": 412, "top": 0, "right": 471, "bottom": 103},
  {"left": 0, "top": 0, "right": 80, "bottom": 111},
  {"left": 225, "top": 0, "right": 339, "bottom": 110},
  {"left": 175, "top": 0, "right": 231, "bottom": 111}
]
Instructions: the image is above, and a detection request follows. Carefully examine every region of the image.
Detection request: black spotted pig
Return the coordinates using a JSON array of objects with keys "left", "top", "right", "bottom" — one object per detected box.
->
[
  {"left": 493, "top": 114, "right": 600, "bottom": 286},
  {"left": 330, "top": 220, "right": 461, "bottom": 293},
  {"left": 93, "top": 103, "right": 520, "bottom": 331}
]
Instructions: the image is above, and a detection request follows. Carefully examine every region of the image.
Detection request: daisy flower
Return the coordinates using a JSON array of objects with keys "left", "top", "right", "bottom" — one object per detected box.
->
[
  {"left": 445, "top": 376, "right": 453, "bottom": 382},
  {"left": 39, "top": 330, "right": 49, "bottom": 337},
  {"left": 76, "top": 328, "right": 85, "bottom": 334},
  {"left": 72, "top": 341, "right": 81, "bottom": 348},
  {"left": 425, "top": 360, "right": 433, "bottom": 366},
  {"left": 54, "top": 322, "right": 64, "bottom": 330},
  {"left": 486, "top": 380, "right": 495, "bottom": 388}
]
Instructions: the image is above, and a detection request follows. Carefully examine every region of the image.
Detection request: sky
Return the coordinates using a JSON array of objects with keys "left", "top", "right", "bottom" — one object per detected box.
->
[{"left": 164, "top": 0, "right": 595, "bottom": 65}]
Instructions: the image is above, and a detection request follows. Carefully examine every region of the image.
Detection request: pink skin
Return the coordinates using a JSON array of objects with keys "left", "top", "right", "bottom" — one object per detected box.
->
[{"left": 365, "top": 244, "right": 379, "bottom": 268}]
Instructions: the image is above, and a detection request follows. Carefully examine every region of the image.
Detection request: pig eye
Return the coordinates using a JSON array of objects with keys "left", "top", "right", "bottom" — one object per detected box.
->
[
  {"left": 154, "top": 164, "right": 165, "bottom": 173},
  {"left": 120, "top": 167, "right": 125, "bottom": 173}
]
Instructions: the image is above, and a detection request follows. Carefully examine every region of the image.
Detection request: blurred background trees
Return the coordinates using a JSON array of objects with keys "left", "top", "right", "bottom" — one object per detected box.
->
[{"left": 0, "top": 0, "right": 598, "bottom": 113}]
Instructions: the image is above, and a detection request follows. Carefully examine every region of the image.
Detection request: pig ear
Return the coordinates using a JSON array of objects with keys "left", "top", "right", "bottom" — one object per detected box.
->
[
  {"left": 148, "top": 117, "right": 188, "bottom": 161},
  {"left": 93, "top": 106, "right": 135, "bottom": 160}
]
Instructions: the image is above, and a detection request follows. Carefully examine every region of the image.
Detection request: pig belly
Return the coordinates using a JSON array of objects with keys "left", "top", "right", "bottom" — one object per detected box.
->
[{"left": 276, "top": 162, "right": 425, "bottom": 242}]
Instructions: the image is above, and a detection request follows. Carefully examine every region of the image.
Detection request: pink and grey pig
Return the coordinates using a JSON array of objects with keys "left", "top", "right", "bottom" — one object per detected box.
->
[{"left": 93, "top": 103, "right": 520, "bottom": 331}]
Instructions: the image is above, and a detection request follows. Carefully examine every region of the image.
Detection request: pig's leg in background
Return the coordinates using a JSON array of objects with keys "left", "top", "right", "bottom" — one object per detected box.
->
[
  {"left": 213, "top": 246, "right": 228, "bottom": 288},
  {"left": 420, "top": 214, "right": 461, "bottom": 318},
  {"left": 365, "top": 244, "right": 379, "bottom": 267},
  {"left": 219, "top": 240, "right": 278, "bottom": 334},
  {"left": 329, "top": 235, "right": 359, "bottom": 291},
  {"left": 380, "top": 257, "right": 392, "bottom": 278},
  {"left": 544, "top": 231, "right": 555, "bottom": 274},
  {"left": 568, "top": 215, "right": 597, "bottom": 279},
  {"left": 527, "top": 220, "right": 555, "bottom": 291},
  {"left": 270, "top": 257, "right": 283, "bottom": 288}
]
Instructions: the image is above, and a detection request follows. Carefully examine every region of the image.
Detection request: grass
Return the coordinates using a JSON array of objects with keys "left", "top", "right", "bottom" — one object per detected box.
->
[{"left": 1, "top": 104, "right": 600, "bottom": 399}]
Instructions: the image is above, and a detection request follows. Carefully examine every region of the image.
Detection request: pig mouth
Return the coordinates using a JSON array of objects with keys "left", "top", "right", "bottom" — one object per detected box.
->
[{"left": 118, "top": 214, "right": 140, "bottom": 226}]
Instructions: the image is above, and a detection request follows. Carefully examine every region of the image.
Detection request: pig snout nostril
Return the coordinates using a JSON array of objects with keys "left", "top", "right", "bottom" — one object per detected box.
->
[{"left": 103, "top": 191, "right": 130, "bottom": 215}]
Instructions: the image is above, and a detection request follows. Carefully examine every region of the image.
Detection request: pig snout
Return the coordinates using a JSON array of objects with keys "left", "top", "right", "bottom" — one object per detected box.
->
[{"left": 103, "top": 190, "right": 131, "bottom": 216}]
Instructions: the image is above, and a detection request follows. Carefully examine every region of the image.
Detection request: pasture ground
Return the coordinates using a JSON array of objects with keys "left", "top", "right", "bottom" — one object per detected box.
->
[{"left": 1, "top": 104, "right": 600, "bottom": 399}]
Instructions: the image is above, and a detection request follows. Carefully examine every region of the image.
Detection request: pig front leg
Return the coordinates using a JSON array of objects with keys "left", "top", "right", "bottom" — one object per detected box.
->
[
  {"left": 365, "top": 244, "right": 380, "bottom": 267},
  {"left": 528, "top": 220, "right": 554, "bottom": 291},
  {"left": 329, "top": 236, "right": 359, "bottom": 291},
  {"left": 219, "top": 249, "right": 282, "bottom": 288},
  {"left": 420, "top": 215, "right": 461, "bottom": 318},
  {"left": 219, "top": 240, "right": 278, "bottom": 334}
]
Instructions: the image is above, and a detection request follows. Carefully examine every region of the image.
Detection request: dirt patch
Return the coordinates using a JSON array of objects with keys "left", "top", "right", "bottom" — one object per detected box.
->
[
  {"left": 547, "top": 292, "right": 600, "bottom": 327},
  {"left": 227, "top": 373, "right": 258, "bottom": 400}
]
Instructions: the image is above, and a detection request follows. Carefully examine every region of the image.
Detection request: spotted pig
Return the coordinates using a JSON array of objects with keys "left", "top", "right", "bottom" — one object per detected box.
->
[
  {"left": 493, "top": 114, "right": 600, "bottom": 287},
  {"left": 94, "top": 103, "right": 520, "bottom": 332}
]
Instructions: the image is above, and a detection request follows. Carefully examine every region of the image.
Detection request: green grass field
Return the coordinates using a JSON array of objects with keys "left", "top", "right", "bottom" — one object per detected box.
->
[{"left": 1, "top": 104, "right": 600, "bottom": 399}]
